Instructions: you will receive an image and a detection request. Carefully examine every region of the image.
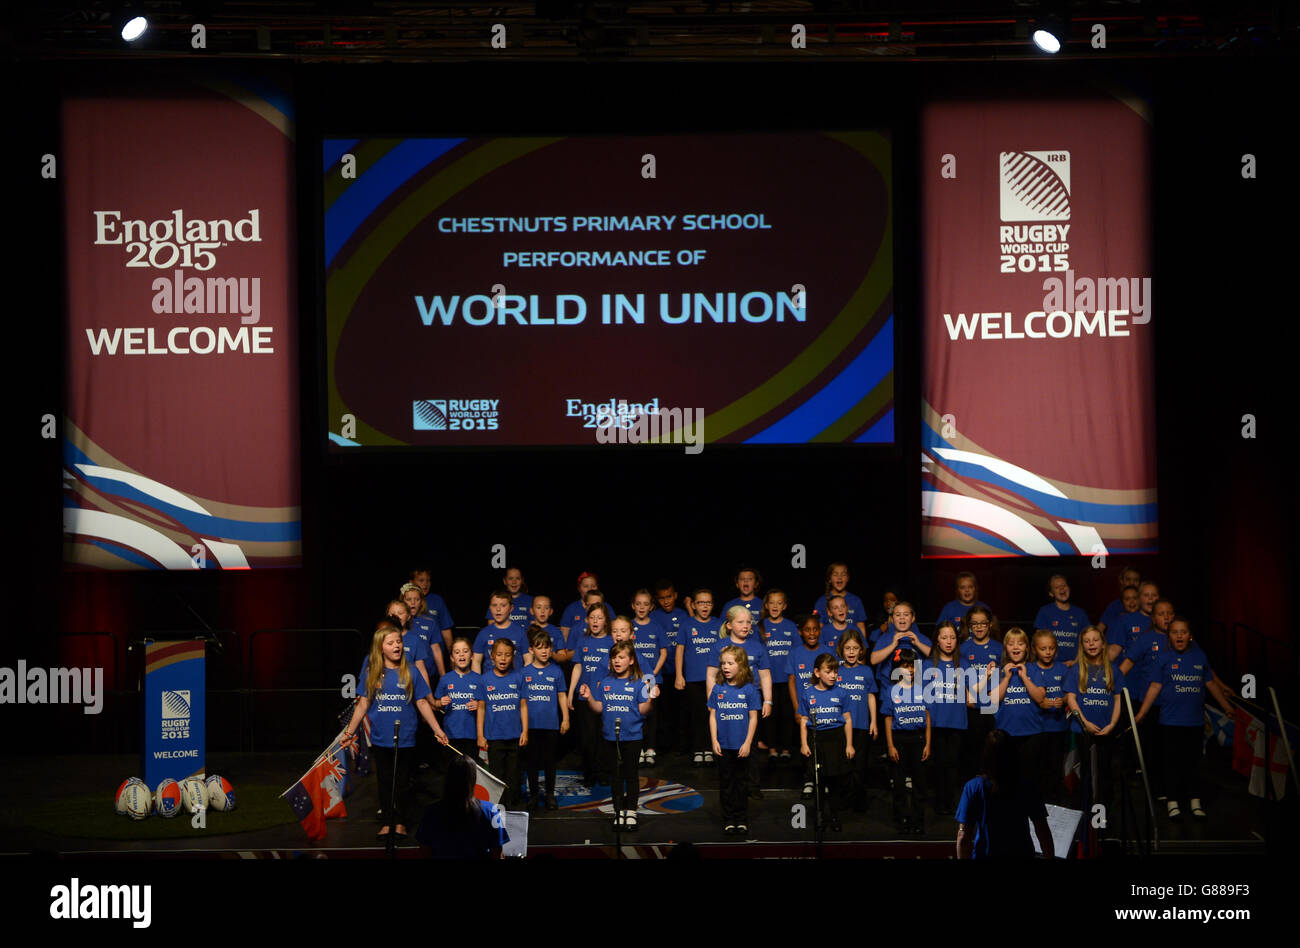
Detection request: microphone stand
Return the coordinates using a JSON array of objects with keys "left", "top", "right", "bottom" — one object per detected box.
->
[
  {"left": 388, "top": 721, "right": 400, "bottom": 859},
  {"left": 614, "top": 717, "right": 623, "bottom": 858},
  {"left": 812, "top": 715, "right": 824, "bottom": 859}
]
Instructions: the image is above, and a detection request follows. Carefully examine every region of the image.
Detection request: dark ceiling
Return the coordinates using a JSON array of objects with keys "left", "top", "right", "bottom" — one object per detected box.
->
[{"left": 4, "top": 1, "right": 1294, "bottom": 62}]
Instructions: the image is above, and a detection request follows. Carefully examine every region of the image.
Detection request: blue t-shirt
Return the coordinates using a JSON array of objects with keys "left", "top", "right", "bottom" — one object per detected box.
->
[
  {"left": 473, "top": 622, "right": 531, "bottom": 670},
  {"left": 1098, "top": 597, "right": 1126, "bottom": 631},
  {"left": 655, "top": 606, "right": 691, "bottom": 650},
  {"left": 994, "top": 666, "right": 1041, "bottom": 736},
  {"left": 573, "top": 634, "right": 613, "bottom": 704},
  {"left": 873, "top": 629, "right": 934, "bottom": 691},
  {"left": 548, "top": 624, "right": 583, "bottom": 655},
  {"left": 1033, "top": 603, "right": 1091, "bottom": 663},
  {"left": 1106, "top": 611, "right": 1151, "bottom": 655},
  {"left": 409, "top": 614, "right": 443, "bottom": 678},
  {"left": 416, "top": 799, "right": 508, "bottom": 859},
  {"left": 961, "top": 638, "right": 1003, "bottom": 708},
  {"left": 797, "top": 684, "right": 851, "bottom": 731},
  {"left": 434, "top": 669, "right": 484, "bottom": 740},
  {"left": 1123, "top": 631, "right": 1169, "bottom": 707},
  {"left": 1155, "top": 643, "right": 1215, "bottom": 727},
  {"left": 484, "top": 592, "right": 534, "bottom": 625},
  {"left": 1063, "top": 663, "right": 1125, "bottom": 732},
  {"left": 708, "top": 681, "right": 761, "bottom": 749},
  {"left": 481, "top": 669, "right": 525, "bottom": 741},
  {"left": 422, "top": 593, "right": 455, "bottom": 631},
  {"left": 366, "top": 667, "right": 433, "bottom": 748},
  {"left": 709, "top": 636, "right": 770, "bottom": 682},
  {"left": 820, "top": 622, "right": 855, "bottom": 652},
  {"left": 560, "top": 599, "right": 589, "bottom": 631},
  {"left": 722, "top": 596, "right": 765, "bottom": 625},
  {"left": 880, "top": 680, "right": 928, "bottom": 731},
  {"left": 522, "top": 662, "right": 566, "bottom": 730},
  {"left": 923, "top": 656, "right": 969, "bottom": 730},
  {"left": 813, "top": 592, "right": 867, "bottom": 627},
  {"left": 759, "top": 617, "right": 797, "bottom": 680},
  {"left": 561, "top": 603, "right": 615, "bottom": 636},
  {"left": 359, "top": 631, "right": 432, "bottom": 694},
  {"left": 955, "top": 776, "right": 1045, "bottom": 859},
  {"left": 679, "top": 616, "right": 724, "bottom": 682},
  {"left": 935, "top": 598, "right": 990, "bottom": 631},
  {"left": 789, "top": 642, "right": 831, "bottom": 691},
  {"left": 835, "top": 662, "right": 878, "bottom": 730},
  {"left": 1028, "top": 661, "right": 1069, "bottom": 733},
  {"left": 594, "top": 676, "right": 645, "bottom": 741},
  {"left": 631, "top": 618, "right": 669, "bottom": 683}
]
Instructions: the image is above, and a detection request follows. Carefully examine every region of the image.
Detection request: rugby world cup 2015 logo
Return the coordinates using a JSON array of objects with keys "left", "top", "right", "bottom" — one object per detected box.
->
[
  {"left": 413, "top": 399, "right": 449, "bottom": 430},
  {"left": 999, "top": 151, "right": 1070, "bottom": 222}
]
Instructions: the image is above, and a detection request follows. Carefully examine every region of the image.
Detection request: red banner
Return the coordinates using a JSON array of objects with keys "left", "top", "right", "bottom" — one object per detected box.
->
[
  {"left": 921, "top": 98, "right": 1155, "bottom": 558},
  {"left": 62, "top": 80, "right": 300, "bottom": 568}
]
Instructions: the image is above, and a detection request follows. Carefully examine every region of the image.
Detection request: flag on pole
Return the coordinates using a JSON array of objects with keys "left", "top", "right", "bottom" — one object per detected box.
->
[
  {"left": 336, "top": 701, "right": 372, "bottom": 796},
  {"left": 474, "top": 762, "right": 507, "bottom": 806},
  {"left": 1232, "top": 707, "right": 1262, "bottom": 778},
  {"left": 1204, "top": 706, "right": 1234, "bottom": 748},
  {"left": 281, "top": 732, "right": 350, "bottom": 840}
]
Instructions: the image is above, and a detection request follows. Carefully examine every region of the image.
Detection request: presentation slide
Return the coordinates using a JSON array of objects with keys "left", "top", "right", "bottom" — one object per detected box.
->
[{"left": 323, "top": 132, "right": 893, "bottom": 448}]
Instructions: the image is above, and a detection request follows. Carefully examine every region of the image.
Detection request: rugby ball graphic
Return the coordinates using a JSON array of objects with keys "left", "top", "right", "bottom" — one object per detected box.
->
[{"left": 999, "top": 151, "right": 1071, "bottom": 221}]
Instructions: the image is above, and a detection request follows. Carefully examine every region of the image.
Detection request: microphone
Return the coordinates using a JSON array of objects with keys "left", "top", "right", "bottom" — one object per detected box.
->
[
  {"left": 615, "top": 717, "right": 622, "bottom": 740},
  {"left": 393, "top": 722, "right": 401, "bottom": 745}
]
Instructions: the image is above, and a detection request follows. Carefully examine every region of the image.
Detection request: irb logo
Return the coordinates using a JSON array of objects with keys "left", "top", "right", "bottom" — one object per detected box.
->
[
  {"left": 413, "top": 399, "right": 449, "bottom": 430},
  {"left": 999, "top": 151, "right": 1070, "bottom": 221}
]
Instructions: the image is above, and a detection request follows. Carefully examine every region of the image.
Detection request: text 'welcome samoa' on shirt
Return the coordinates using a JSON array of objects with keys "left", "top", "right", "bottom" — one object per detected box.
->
[
  {"left": 797, "top": 684, "right": 850, "bottom": 731},
  {"left": 434, "top": 669, "right": 484, "bottom": 740},
  {"left": 760, "top": 617, "right": 798, "bottom": 680},
  {"left": 1063, "top": 663, "right": 1125, "bottom": 732},
  {"left": 523, "top": 662, "right": 566, "bottom": 730},
  {"left": 679, "top": 616, "right": 724, "bottom": 681},
  {"left": 594, "top": 676, "right": 646, "bottom": 741},
  {"left": 708, "top": 680, "right": 761, "bottom": 749},
  {"left": 482, "top": 669, "right": 525, "bottom": 740},
  {"left": 366, "top": 667, "right": 433, "bottom": 748}
]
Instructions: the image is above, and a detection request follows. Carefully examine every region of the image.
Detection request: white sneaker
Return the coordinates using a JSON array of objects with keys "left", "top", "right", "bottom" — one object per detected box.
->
[
  {"left": 703, "top": 751, "right": 714, "bottom": 764},
  {"left": 645, "top": 748, "right": 656, "bottom": 764},
  {"left": 905, "top": 777, "right": 912, "bottom": 789},
  {"left": 693, "top": 751, "right": 704, "bottom": 765},
  {"left": 624, "top": 810, "right": 638, "bottom": 830},
  {"left": 638, "top": 750, "right": 647, "bottom": 765}
]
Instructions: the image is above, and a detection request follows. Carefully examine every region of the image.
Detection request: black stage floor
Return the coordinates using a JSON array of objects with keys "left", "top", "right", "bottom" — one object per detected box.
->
[{"left": 0, "top": 747, "right": 1269, "bottom": 858}]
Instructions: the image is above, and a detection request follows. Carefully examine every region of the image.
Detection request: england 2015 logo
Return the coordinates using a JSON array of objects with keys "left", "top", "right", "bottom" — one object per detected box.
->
[
  {"left": 413, "top": 398, "right": 500, "bottom": 431},
  {"left": 998, "top": 150, "right": 1072, "bottom": 275}
]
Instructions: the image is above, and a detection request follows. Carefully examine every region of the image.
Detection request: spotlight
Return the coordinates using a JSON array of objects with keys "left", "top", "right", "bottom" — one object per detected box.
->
[
  {"left": 1031, "top": 14, "right": 1067, "bottom": 53},
  {"left": 120, "top": 15, "right": 148, "bottom": 43}
]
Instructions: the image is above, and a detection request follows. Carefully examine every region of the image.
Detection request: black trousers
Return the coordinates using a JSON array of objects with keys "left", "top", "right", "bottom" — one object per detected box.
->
[
  {"left": 764, "top": 685, "right": 796, "bottom": 750},
  {"left": 1031, "top": 730, "right": 1068, "bottom": 804},
  {"left": 605, "top": 739, "right": 642, "bottom": 812},
  {"left": 964, "top": 706, "right": 995, "bottom": 779},
  {"left": 686, "top": 680, "right": 709, "bottom": 751},
  {"left": 717, "top": 748, "right": 749, "bottom": 824},
  {"left": 849, "top": 728, "right": 872, "bottom": 809},
  {"left": 1162, "top": 724, "right": 1203, "bottom": 803},
  {"left": 658, "top": 665, "right": 682, "bottom": 751},
  {"left": 371, "top": 744, "right": 412, "bottom": 827},
  {"left": 642, "top": 698, "right": 658, "bottom": 751},
  {"left": 1136, "top": 710, "right": 1165, "bottom": 797},
  {"left": 580, "top": 702, "right": 604, "bottom": 782},
  {"left": 1075, "top": 729, "right": 1119, "bottom": 817},
  {"left": 809, "top": 728, "right": 849, "bottom": 820},
  {"left": 525, "top": 728, "right": 558, "bottom": 798},
  {"left": 487, "top": 739, "right": 522, "bottom": 807},
  {"left": 891, "top": 730, "right": 925, "bottom": 823},
  {"left": 929, "top": 727, "right": 963, "bottom": 812}
]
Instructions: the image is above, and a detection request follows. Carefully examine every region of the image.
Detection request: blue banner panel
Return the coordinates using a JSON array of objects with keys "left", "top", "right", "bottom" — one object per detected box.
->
[{"left": 143, "top": 641, "right": 206, "bottom": 788}]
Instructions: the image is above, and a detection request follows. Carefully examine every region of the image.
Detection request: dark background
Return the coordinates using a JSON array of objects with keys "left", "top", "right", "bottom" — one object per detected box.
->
[{"left": 5, "top": 56, "right": 1293, "bottom": 751}]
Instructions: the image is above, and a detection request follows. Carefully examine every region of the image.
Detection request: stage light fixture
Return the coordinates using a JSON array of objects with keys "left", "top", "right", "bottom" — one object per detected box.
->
[
  {"left": 1031, "top": 13, "right": 1067, "bottom": 53},
  {"left": 121, "top": 14, "right": 148, "bottom": 42}
]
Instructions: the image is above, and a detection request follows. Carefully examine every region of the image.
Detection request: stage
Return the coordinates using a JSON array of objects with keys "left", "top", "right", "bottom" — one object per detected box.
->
[{"left": 1, "top": 748, "right": 1267, "bottom": 859}]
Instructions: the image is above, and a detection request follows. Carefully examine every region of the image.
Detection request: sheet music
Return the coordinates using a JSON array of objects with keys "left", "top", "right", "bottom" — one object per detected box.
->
[{"left": 1030, "top": 803, "right": 1082, "bottom": 858}]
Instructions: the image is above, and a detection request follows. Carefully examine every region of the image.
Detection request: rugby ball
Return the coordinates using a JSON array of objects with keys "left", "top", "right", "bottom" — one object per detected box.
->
[
  {"left": 999, "top": 150, "right": 1071, "bottom": 221},
  {"left": 115, "top": 777, "right": 144, "bottom": 816},
  {"left": 121, "top": 782, "right": 152, "bottom": 820},
  {"left": 181, "top": 776, "right": 208, "bottom": 813},
  {"left": 205, "top": 774, "right": 236, "bottom": 812},
  {"left": 154, "top": 778, "right": 182, "bottom": 818}
]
